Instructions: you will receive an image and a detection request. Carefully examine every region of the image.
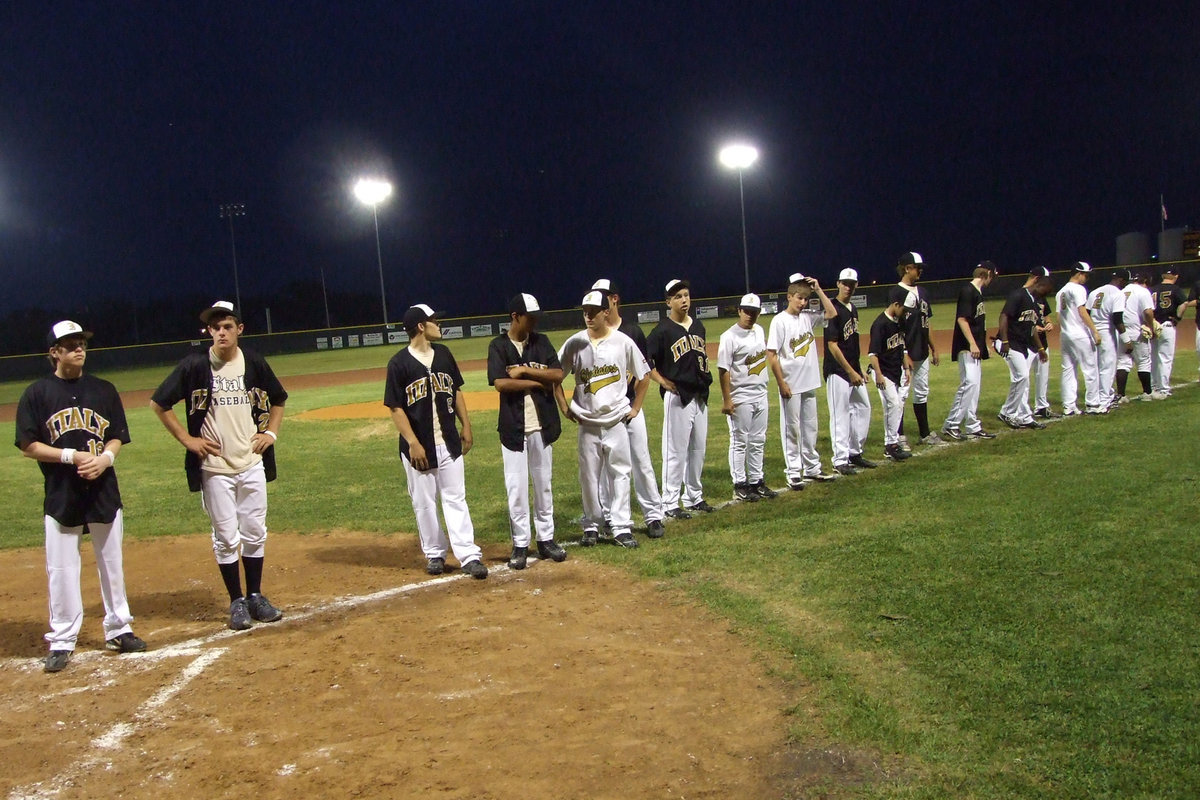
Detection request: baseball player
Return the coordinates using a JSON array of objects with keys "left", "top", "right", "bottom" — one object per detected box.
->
[
  {"left": 384, "top": 304, "right": 487, "bottom": 578},
  {"left": 487, "top": 293, "right": 567, "bottom": 570},
  {"left": 1030, "top": 274, "right": 1057, "bottom": 419},
  {"left": 718, "top": 293, "right": 779, "bottom": 501},
  {"left": 646, "top": 279, "right": 715, "bottom": 517},
  {"left": 17, "top": 321, "right": 146, "bottom": 673},
  {"left": 1054, "top": 262, "right": 1103, "bottom": 415},
  {"left": 942, "top": 262, "right": 997, "bottom": 440},
  {"left": 824, "top": 268, "right": 876, "bottom": 474},
  {"left": 868, "top": 295, "right": 913, "bottom": 461},
  {"left": 152, "top": 301, "right": 288, "bottom": 630},
  {"left": 1085, "top": 270, "right": 1128, "bottom": 410},
  {"left": 1116, "top": 270, "right": 1155, "bottom": 402},
  {"left": 555, "top": 290, "right": 651, "bottom": 548},
  {"left": 766, "top": 272, "right": 838, "bottom": 489},
  {"left": 1150, "top": 266, "right": 1186, "bottom": 397},
  {"left": 996, "top": 269, "right": 1052, "bottom": 429},
  {"left": 592, "top": 278, "right": 666, "bottom": 538},
  {"left": 892, "top": 252, "right": 941, "bottom": 446}
]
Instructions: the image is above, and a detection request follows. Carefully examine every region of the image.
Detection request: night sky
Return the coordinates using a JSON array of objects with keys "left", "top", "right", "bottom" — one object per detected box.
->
[{"left": 2, "top": 2, "right": 1197, "bottom": 324}]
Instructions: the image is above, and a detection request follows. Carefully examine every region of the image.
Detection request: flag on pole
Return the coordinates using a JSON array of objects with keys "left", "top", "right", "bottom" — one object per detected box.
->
[{"left": 1161, "top": 195, "right": 1168, "bottom": 222}]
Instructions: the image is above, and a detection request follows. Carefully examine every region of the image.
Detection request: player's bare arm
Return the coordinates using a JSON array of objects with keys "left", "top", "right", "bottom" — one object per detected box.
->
[
  {"left": 151, "top": 400, "right": 222, "bottom": 458},
  {"left": 996, "top": 314, "right": 1011, "bottom": 357},
  {"left": 813, "top": 282, "right": 838, "bottom": 319},
  {"left": 1079, "top": 307, "right": 1101, "bottom": 345},
  {"left": 958, "top": 316, "right": 981, "bottom": 359},
  {"left": 250, "top": 404, "right": 285, "bottom": 455},
  {"left": 553, "top": 383, "right": 578, "bottom": 423},
  {"left": 493, "top": 376, "right": 545, "bottom": 393},
  {"left": 718, "top": 368, "right": 735, "bottom": 415},
  {"left": 389, "top": 406, "right": 428, "bottom": 470},
  {"left": 455, "top": 391, "right": 473, "bottom": 455},
  {"left": 506, "top": 363, "right": 564, "bottom": 385},
  {"left": 766, "top": 350, "right": 792, "bottom": 398},
  {"left": 929, "top": 339, "right": 939, "bottom": 366},
  {"left": 827, "top": 341, "right": 863, "bottom": 386},
  {"left": 868, "top": 354, "right": 886, "bottom": 389},
  {"left": 649, "top": 367, "right": 678, "bottom": 394}
]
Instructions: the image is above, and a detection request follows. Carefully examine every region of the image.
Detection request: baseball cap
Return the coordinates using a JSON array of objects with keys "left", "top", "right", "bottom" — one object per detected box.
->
[
  {"left": 508, "top": 293, "right": 542, "bottom": 315},
  {"left": 886, "top": 285, "right": 911, "bottom": 306},
  {"left": 199, "top": 300, "right": 242, "bottom": 325},
  {"left": 838, "top": 267, "right": 859, "bottom": 283},
  {"left": 402, "top": 303, "right": 440, "bottom": 329},
  {"left": 47, "top": 320, "right": 93, "bottom": 348},
  {"left": 1072, "top": 261, "right": 1092, "bottom": 273},
  {"left": 1114, "top": 268, "right": 1132, "bottom": 281},
  {"left": 738, "top": 293, "right": 761, "bottom": 311},
  {"left": 581, "top": 290, "right": 610, "bottom": 309},
  {"left": 977, "top": 260, "right": 997, "bottom": 272},
  {"left": 1028, "top": 266, "right": 1051, "bottom": 278},
  {"left": 591, "top": 278, "right": 619, "bottom": 295},
  {"left": 664, "top": 278, "right": 690, "bottom": 297},
  {"left": 787, "top": 272, "right": 808, "bottom": 284},
  {"left": 898, "top": 251, "right": 924, "bottom": 267},
  {"left": 1163, "top": 266, "right": 1179, "bottom": 276}
]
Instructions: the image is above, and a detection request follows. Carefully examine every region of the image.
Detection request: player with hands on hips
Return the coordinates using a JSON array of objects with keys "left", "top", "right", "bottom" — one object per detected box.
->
[
  {"left": 942, "top": 262, "right": 997, "bottom": 440},
  {"left": 868, "top": 297, "right": 913, "bottom": 461},
  {"left": 892, "top": 252, "right": 941, "bottom": 446},
  {"left": 385, "top": 304, "right": 487, "bottom": 578},
  {"left": 488, "top": 293, "right": 567, "bottom": 570},
  {"left": 152, "top": 301, "right": 288, "bottom": 631},
  {"left": 1054, "top": 262, "right": 1104, "bottom": 415},
  {"left": 766, "top": 273, "right": 838, "bottom": 489},
  {"left": 824, "top": 268, "right": 876, "bottom": 474},
  {"left": 17, "top": 321, "right": 145, "bottom": 673},
  {"left": 996, "top": 269, "right": 1052, "bottom": 429},
  {"left": 1149, "top": 266, "right": 1186, "bottom": 397},
  {"left": 718, "top": 294, "right": 778, "bottom": 502},
  {"left": 555, "top": 291, "right": 651, "bottom": 549}
]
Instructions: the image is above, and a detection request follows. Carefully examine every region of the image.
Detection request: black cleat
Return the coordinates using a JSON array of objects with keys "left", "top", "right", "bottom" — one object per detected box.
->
[
  {"left": 688, "top": 500, "right": 717, "bottom": 513},
  {"left": 645, "top": 520, "right": 665, "bottom": 539},
  {"left": 885, "top": 444, "right": 912, "bottom": 461},
  {"left": 941, "top": 427, "right": 963, "bottom": 441},
  {"left": 426, "top": 557, "right": 446, "bottom": 575},
  {"left": 1021, "top": 419, "right": 1046, "bottom": 430},
  {"left": 752, "top": 481, "right": 778, "bottom": 499},
  {"left": 105, "top": 632, "right": 147, "bottom": 653},
  {"left": 508, "top": 546, "right": 528, "bottom": 570},
  {"left": 997, "top": 413, "right": 1021, "bottom": 429},
  {"left": 664, "top": 507, "right": 692, "bottom": 520},
  {"left": 849, "top": 454, "right": 878, "bottom": 469},
  {"left": 463, "top": 559, "right": 489, "bottom": 579},
  {"left": 581, "top": 529, "right": 599, "bottom": 547},
  {"left": 969, "top": 429, "right": 996, "bottom": 440},
  {"left": 834, "top": 463, "right": 859, "bottom": 476},
  {"left": 247, "top": 593, "right": 283, "bottom": 623},
  {"left": 613, "top": 532, "right": 639, "bottom": 549},
  {"left": 734, "top": 483, "right": 759, "bottom": 502},
  {"left": 44, "top": 650, "right": 72, "bottom": 673},
  {"left": 536, "top": 539, "right": 568, "bottom": 562},
  {"left": 788, "top": 479, "right": 806, "bottom": 491},
  {"left": 229, "top": 597, "right": 253, "bottom": 630}
]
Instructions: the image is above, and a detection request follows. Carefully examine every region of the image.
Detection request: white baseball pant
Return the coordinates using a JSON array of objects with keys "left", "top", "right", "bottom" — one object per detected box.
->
[
  {"left": 44, "top": 510, "right": 134, "bottom": 651},
  {"left": 579, "top": 421, "right": 633, "bottom": 536},
  {"left": 403, "top": 445, "right": 482, "bottom": 566},
  {"left": 909, "top": 357, "right": 930, "bottom": 403},
  {"left": 1001, "top": 349, "right": 1036, "bottom": 424},
  {"left": 1031, "top": 346, "right": 1050, "bottom": 411},
  {"left": 1117, "top": 337, "right": 1151, "bottom": 374},
  {"left": 661, "top": 392, "right": 708, "bottom": 508},
  {"left": 944, "top": 352, "right": 983, "bottom": 434},
  {"left": 826, "top": 374, "right": 871, "bottom": 467},
  {"left": 1096, "top": 330, "right": 1119, "bottom": 405},
  {"left": 1060, "top": 334, "right": 1101, "bottom": 412},
  {"left": 1151, "top": 323, "right": 1176, "bottom": 393},
  {"left": 727, "top": 394, "right": 768, "bottom": 485},
  {"left": 778, "top": 389, "right": 821, "bottom": 481},
  {"left": 502, "top": 431, "right": 555, "bottom": 548},
  {"left": 875, "top": 377, "right": 904, "bottom": 446},
  {"left": 200, "top": 461, "right": 268, "bottom": 564},
  {"left": 599, "top": 409, "right": 664, "bottom": 523}
]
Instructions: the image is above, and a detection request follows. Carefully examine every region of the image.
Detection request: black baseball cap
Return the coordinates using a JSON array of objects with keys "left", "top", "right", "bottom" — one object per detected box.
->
[
  {"left": 1072, "top": 261, "right": 1092, "bottom": 273},
  {"left": 886, "top": 285, "right": 911, "bottom": 306},
  {"left": 976, "top": 260, "right": 997, "bottom": 272},
  {"left": 199, "top": 300, "right": 242, "bottom": 325},
  {"left": 1113, "top": 269, "right": 1132, "bottom": 281},
  {"left": 1028, "top": 266, "right": 1051, "bottom": 278},
  {"left": 403, "top": 303, "right": 440, "bottom": 329},
  {"left": 47, "top": 320, "right": 93, "bottom": 348},
  {"left": 898, "top": 251, "right": 924, "bottom": 268},
  {"left": 591, "top": 278, "right": 619, "bottom": 296},
  {"left": 508, "top": 293, "right": 542, "bottom": 316},
  {"left": 664, "top": 278, "right": 690, "bottom": 297},
  {"left": 1163, "top": 266, "right": 1179, "bottom": 276}
]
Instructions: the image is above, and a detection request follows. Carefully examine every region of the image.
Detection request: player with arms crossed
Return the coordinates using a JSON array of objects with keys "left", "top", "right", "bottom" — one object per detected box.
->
[
  {"left": 766, "top": 273, "right": 838, "bottom": 489},
  {"left": 488, "top": 293, "right": 567, "bottom": 570},
  {"left": 385, "top": 304, "right": 487, "bottom": 578},
  {"left": 892, "top": 252, "right": 941, "bottom": 446},
  {"left": 1054, "top": 262, "right": 1103, "bottom": 415},
  {"left": 152, "top": 301, "right": 287, "bottom": 630},
  {"left": 646, "top": 279, "right": 715, "bottom": 518},
  {"left": 824, "top": 268, "right": 876, "bottom": 474},
  {"left": 996, "top": 269, "right": 1051, "bottom": 429},
  {"left": 1084, "top": 269, "right": 1128, "bottom": 410},
  {"left": 868, "top": 296, "right": 913, "bottom": 461},
  {"left": 1149, "top": 266, "right": 1186, "bottom": 398},
  {"left": 555, "top": 290, "right": 651, "bottom": 549},
  {"left": 718, "top": 293, "right": 779, "bottom": 502},
  {"left": 592, "top": 278, "right": 666, "bottom": 538},
  {"left": 17, "top": 321, "right": 146, "bottom": 673},
  {"left": 942, "top": 261, "right": 996, "bottom": 440}
]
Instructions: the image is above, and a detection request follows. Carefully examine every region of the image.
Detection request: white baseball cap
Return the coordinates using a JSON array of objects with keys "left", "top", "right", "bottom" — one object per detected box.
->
[
  {"left": 838, "top": 268, "right": 859, "bottom": 283},
  {"left": 591, "top": 278, "right": 619, "bottom": 294},
  {"left": 664, "top": 278, "right": 689, "bottom": 296},
  {"left": 788, "top": 272, "right": 807, "bottom": 284},
  {"left": 738, "top": 293, "right": 761, "bottom": 310},
  {"left": 581, "top": 290, "right": 610, "bottom": 309},
  {"left": 508, "top": 293, "right": 542, "bottom": 315}
]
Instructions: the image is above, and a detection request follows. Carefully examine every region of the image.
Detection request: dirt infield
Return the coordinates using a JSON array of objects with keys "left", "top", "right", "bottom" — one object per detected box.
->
[{"left": 0, "top": 532, "right": 882, "bottom": 799}]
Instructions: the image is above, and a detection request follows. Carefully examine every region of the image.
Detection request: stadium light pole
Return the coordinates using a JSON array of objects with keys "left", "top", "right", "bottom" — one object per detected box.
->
[
  {"left": 218, "top": 203, "right": 246, "bottom": 314},
  {"left": 353, "top": 178, "right": 394, "bottom": 326},
  {"left": 718, "top": 143, "right": 759, "bottom": 293}
]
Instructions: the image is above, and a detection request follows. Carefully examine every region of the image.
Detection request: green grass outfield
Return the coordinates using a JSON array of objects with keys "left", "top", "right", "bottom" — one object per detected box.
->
[{"left": 3, "top": 307, "right": 1198, "bottom": 797}]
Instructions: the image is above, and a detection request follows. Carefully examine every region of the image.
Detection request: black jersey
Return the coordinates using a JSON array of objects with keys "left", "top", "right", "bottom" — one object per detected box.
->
[
  {"left": 645, "top": 316, "right": 712, "bottom": 406},
  {"left": 617, "top": 318, "right": 650, "bottom": 402},
  {"left": 384, "top": 344, "right": 465, "bottom": 462},
  {"left": 868, "top": 312, "right": 905, "bottom": 384},
  {"left": 891, "top": 283, "right": 933, "bottom": 361},
  {"left": 15, "top": 373, "right": 130, "bottom": 527},
  {"left": 1191, "top": 280, "right": 1200, "bottom": 323},
  {"left": 823, "top": 300, "right": 862, "bottom": 380},
  {"left": 1151, "top": 283, "right": 1186, "bottom": 324},
  {"left": 1035, "top": 295, "right": 1051, "bottom": 349},
  {"left": 486, "top": 331, "right": 562, "bottom": 452},
  {"left": 1002, "top": 288, "right": 1041, "bottom": 355},
  {"left": 951, "top": 282, "right": 989, "bottom": 361}
]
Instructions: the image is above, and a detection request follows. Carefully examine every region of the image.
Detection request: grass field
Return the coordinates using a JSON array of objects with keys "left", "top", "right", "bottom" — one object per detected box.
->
[{"left": 3, "top": 306, "right": 1198, "bottom": 797}]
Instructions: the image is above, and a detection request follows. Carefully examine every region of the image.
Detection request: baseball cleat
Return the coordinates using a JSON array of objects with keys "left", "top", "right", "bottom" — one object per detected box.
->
[
  {"left": 44, "top": 650, "right": 72, "bottom": 673},
  {"left": 849, "top": 454, "right": 877, "bottom": 469},
  {"left": 1084, "top": 406, "right": 1108, "bottom": 415},
  {"left": 752, "top": 481, "right": 778, "bottom": 499},
  {"left": 834, "top": 463, "right": 859, "bottom": 476},
  {"left": 247, "top": 593, "right": 282, "bottom": 623},
  {"left": 508, "top": 546, "right": 528, "bottom": 570},
  {"left": 613, "top": 532, "right": 639, "bottom": 548},
  {"left": 462, "top": 559, "right": 489, "bottom": 579},
  {"left": 105, "top": 632, "right": 147, "bottom": 653},
  {"left": 788, "top": 479, "right": 806, "bottom": 491},
  {"left": 733, "top": 483, "right": 759, "bottom": 503},
  {"left": 426, "top": 557, "right": 446, "bottom": 575},
  {"left": 940, "top": 427, "right": 963, "bottom": 441},
  {"left": 1020, "top": 419, "right": 1046, "bottom": 430},
  {"left": 807, "top": 472, "right": 838, "bottom": 482},
  {"left": 968, "top": 429, "right": 997, "bottom": 439},
  {"left": 1062, "top": 407, "right": 1081, "bottom": 416},
  {"left": 997, "top": 413, "right": 1021, "bottom": 429},
  {"left": 581, "top": 529, "right": 599, "bottom": 547},
  {"left": 919, "top": 432, "right": 945, "bottom": 445},
  {"left": 228, "top": 597, "right": 253, "bottom": 631},
  {"left": 884, "top": 444, "right": 912, "bottom": 461},
  {"left": 664, "top": 507, "right": 692, "bottom": 520},
  {"left": 536, "top": 539, "right": 568, "bottom": 561},
  {"left": 687, "top": 500, "right": 717, "bottom": 513},
  {"left": 1034, "top": 407, "right": 1061, "bottom": 419},
  {"left": 645, "top": 520, "right": 665, "bottom": 539}
]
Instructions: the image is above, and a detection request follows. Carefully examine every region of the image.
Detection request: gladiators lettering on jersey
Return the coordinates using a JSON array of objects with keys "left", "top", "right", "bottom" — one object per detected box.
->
[
  {"left": 45, "top": 406, "right": 111, "bottom": 443},
  {"left": 579, "top": 363, "right": 622, "bottom": 394},
  {"left": 670, "top": 334, "right": 707, "bottom": 364},
  {"left": 744, "top": 349, "right": 768, "bottom": 376},
  {"left": 789, "top": 332, "right": 815, "bottom": 358}
]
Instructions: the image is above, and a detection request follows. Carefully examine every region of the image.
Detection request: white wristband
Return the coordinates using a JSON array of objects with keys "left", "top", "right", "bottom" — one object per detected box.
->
[
  {"left": 60, "top": 448, "right": 77, "bottom": 464},
  {"left": 264, "top": 430, "right": 277, "bottom": 441},
  {"left": 102, "top": 450, "right": 116, "bottom": 466}
]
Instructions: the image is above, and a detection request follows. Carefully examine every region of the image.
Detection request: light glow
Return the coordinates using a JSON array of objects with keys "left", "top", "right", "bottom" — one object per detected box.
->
[
  {"left": 718, "top": 144, "right": 759, "bottom": 170},
  {"left": 353, "top": 178, "right": 393, "bottom": 206}
]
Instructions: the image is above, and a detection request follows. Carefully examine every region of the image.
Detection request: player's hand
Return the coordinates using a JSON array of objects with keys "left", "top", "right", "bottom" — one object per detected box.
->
[
  {"left": 875, "top": 378, "right": 886, "bottom": 390},
  {"left": 849, "top": 371, "right": 864, "bottom": 387},
  {"left": 660, "top": 378, "right": 678, "bottom": 394},
  {"left": 1038, "top": 350, "right": 1048, "bottom": 363},
  {"left": 1124, "top": 342, "right": 1134, "bottom": 354},
  {"left": 250, "top": 433, "right": 275, "bottom": 454},
  {"left": 1093, "top": 334, "right": 1101, "bottom": 347},
  {"left": 185, "top": 435, "right": 221, "bottom": 458},
  {"left": 408, "top": 441, "right": 429, "bottom": 470},
  {"left": 506, "top": 365, "right": 526, "bottom": 379},
  {"left": 563, "top": 407, "right": 579, "bottom": 424},
  {"left": 931, "top": 351, "right": 940, "bottom": 367},
  {"left": 722, "top": 400, "right": 735, "bottom": 416},
  {"left": 75, "top": 453, "right": 109, "bottom": 481},
  {"left": 969, "top": 344, "right": 980, "bottom": 359},
  {"left": 903, "top": 354, "right": 914, "bottom": 372},
  {"left": 778, "top": 381, "right": 792, "bottom": 400},
  {"left": 623, "top": 407, "right": 639, "bottom": 423},
  {"left": 460, "top": 429, "right": 473, "bottom": 455},
  {"left": 1044, "top": 321, "right": 1055, "bottom": 332}
]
